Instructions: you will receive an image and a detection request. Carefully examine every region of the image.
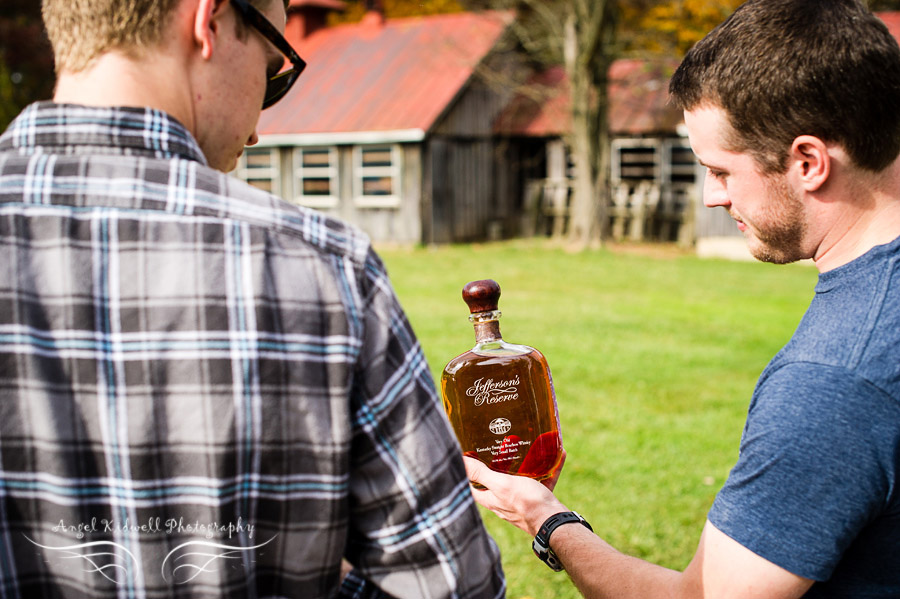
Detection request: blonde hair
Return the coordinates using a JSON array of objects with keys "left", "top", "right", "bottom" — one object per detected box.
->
[
  {"left": 42, "top": 0, "right": 281, "bottom": 74},
  {"left": 42, "top": 0, "right": 180, "bottom": 73}
]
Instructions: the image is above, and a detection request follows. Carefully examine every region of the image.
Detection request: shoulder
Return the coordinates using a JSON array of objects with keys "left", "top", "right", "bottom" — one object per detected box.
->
[
  {"left": 197, "top": 167, "right": 375, "bottom": 268},
  {"left": 749, "top": 362, "right": 900, "bottom": 444},
  {"left": 767, "top": 241, "right": 900, "bottom": 398}
]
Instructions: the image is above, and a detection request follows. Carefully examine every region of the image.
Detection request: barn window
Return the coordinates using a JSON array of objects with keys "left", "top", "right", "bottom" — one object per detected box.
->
[
  {"left": 293, "top": 147, "right": 338, "bottom": 208},
  {"left": 612, "top": 140, "right": 660, "bottom": 182},
  {"left": 236, "top": 146, "right": 280, "bottom": 195},
  {"left": 353, "top": 145, "right": 401, "bottom": 208},
  {"left": 664, "top": 141, "right": 698, "bottom": 185}
]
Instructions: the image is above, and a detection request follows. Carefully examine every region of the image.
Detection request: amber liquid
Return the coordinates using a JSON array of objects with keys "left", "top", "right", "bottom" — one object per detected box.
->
[{"left": 441, "top": 343, "right": 563, "bottom": 482}]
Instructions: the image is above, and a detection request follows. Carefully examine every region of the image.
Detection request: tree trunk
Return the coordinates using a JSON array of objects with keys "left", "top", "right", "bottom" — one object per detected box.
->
[
  {"left": 565, "top": 0, "right": 617, "bottom": 250},
  {"left": 567, "top": 66, "right": 600, "bottom": 248}
]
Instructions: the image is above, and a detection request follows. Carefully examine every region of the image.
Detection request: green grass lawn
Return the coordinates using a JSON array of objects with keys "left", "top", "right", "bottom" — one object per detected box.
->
[{"left": 377, "top": 239, "right": 818, "bottom": 599}]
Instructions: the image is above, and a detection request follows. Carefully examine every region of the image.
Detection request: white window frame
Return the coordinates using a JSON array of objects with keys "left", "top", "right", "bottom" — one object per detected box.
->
[
  {"left": 662, "top": 139, "right": 698, "bottom": 186},
  {"left": 353, "top": 144, "right": 401, "bottom": 208},
  {"left": 236, "top": 146, "right": 281, "bottom": 196},
  {"left": 611, "top": 138, "right": 661, "bottom": 184},
  {"left": 292, "top": 146, "right": 339, "bottom": 209}
]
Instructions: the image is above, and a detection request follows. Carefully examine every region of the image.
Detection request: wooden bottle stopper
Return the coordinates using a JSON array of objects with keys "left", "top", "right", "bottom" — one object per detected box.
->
[{"left": 462, "top": 279, "right": 501, "bottom": 314}]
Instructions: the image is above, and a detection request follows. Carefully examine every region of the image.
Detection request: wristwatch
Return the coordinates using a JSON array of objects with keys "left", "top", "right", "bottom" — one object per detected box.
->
[{"left": 532, "top": 511, "right": 593, "bottom": 571}]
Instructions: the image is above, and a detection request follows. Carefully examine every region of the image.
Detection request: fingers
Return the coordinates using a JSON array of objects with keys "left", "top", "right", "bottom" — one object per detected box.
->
[{"left": 463, "top": 455, "right": 571, "bottom": 535}]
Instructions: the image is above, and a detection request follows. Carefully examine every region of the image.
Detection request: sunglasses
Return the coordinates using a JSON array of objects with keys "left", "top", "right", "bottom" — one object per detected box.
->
[{"left": 230, "top": 0, "right": 307, "bottom": 109}]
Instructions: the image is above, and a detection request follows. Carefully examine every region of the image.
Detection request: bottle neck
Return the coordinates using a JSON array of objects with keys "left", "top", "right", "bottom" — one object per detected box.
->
[
  {"left": 470, "top": 310, "right": 502, "bottom": 344},
  {"left": 473, "top": 321, "right": 502, "bottom": 343}
]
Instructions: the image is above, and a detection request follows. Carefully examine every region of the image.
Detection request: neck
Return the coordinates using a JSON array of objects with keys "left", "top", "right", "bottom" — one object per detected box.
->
[
  {"left": 813, "top": 158, "right": 900, "bottom": 272},
  {"left": 53, "top": 48, "right": 197, "bottom": 135}
]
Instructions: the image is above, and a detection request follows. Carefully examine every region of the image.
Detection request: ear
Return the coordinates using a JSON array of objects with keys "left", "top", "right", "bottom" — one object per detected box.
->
[
  {"left": 194, "top": 0, "right": 227, "bottom": 60},
  {"left": 789, "top": 135, "right": 831, "bottom": 192}
]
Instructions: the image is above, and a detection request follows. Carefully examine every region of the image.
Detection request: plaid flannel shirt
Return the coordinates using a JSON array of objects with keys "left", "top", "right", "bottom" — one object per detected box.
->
[{"left": 0, "top": 102, "right": 505, "bottom": 599}]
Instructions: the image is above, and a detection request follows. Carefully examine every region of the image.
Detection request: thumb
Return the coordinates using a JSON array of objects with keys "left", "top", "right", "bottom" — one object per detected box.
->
[
  {"left": 463, "top": 456, "right": 495, "bottom": 488},
  {"left": 463, "top": 457, "right": 507, "bottom": 514}
]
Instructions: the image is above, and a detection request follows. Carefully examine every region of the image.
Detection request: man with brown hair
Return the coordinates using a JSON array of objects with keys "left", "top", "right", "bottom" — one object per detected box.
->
[
  {"left": 0, "top": 0, "right": 505, "bottom": 597},
  {"left": 465, "top": 0, "right": 900, "bottom": 597}
]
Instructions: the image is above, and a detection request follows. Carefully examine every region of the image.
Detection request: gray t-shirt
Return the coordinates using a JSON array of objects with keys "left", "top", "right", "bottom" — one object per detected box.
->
[{"left": 709, "top": 236, "right": 900, "bottom": 597}]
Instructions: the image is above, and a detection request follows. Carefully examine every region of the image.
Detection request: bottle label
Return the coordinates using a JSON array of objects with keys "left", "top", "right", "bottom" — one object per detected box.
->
[
  {"left": 465, "top": 376, "right": 520, "bottom": 406},
  {"left": 476, "top": 436, "right": 531, "bottom": 466}
]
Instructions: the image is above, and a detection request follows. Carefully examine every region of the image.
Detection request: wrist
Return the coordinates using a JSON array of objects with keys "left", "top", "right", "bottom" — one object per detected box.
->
[
  {"left": 528, "top": 502, "right": 569, "bottom": 537},
  {"left": 532, "top": 511, "right": 593, "bottom": 571}
]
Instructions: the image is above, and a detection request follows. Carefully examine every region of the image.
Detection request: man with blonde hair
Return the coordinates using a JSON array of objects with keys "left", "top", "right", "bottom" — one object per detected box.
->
[{"left": 0, "top": 0, "right": 505, "bottom": 597}]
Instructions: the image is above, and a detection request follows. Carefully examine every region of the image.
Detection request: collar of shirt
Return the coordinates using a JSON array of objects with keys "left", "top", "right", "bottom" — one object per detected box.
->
[{"left": 0, "top": 102, "right": 208, "bottom": 166}]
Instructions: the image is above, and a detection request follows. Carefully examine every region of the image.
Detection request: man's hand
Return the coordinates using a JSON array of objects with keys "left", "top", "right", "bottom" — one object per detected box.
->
[
  {"left": 464, "top": 453, "right": 568, "bottom": 537},
  {"left": 465, "top": 453, "right": 815, "bottom": 599}
]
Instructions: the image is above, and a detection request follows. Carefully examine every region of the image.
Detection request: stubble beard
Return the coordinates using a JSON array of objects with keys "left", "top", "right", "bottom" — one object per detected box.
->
[{"left": 743, "top": 174, "right": 808, "bottom": 265}]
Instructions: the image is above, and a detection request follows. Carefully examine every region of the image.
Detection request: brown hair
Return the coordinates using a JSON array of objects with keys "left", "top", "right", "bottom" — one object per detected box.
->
[
  {"left": 669, "top": 0, "right": 900, "bottom": 174},
  {"left": 42, "top": 0, "right": 285, "bottom": 74}
]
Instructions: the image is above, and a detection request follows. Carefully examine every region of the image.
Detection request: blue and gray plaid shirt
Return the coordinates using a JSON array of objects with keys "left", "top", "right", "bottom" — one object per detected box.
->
[{"left": 0, "top": 102, "right": 505, "bottom": 599}]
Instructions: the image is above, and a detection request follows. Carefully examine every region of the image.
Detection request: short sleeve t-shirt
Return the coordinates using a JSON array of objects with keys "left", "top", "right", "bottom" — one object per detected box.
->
[{"left": 709, "top": 236, "right": 900, "bottom": 597}]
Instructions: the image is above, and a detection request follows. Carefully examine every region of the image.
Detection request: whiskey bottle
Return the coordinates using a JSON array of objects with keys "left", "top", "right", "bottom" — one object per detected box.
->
[{"left": 440, "top": 279, "right": 563, "bottom": 482}]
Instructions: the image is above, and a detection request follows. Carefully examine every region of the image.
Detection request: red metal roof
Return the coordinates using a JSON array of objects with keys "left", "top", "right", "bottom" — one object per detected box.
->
[
  {"left": 258, "top": 11, "right": 512, "bottom": 136},
  {"left": 608, "top": 58, "right": 682, "bottom": 135},
  {"left": 288, "top": 0, "right": 346, "bottom": 10},
  {"left": 492, "top": 66, "right": 569, "bottom": 137},
  {"left": 877, "top": 11, "right": 900, "bottom": 40},
  {"left": 494, "top": 58, "right": 683, "bottom": 137},
  {"left": 261, "top": 10, "right": 900, "bottom": 140}
]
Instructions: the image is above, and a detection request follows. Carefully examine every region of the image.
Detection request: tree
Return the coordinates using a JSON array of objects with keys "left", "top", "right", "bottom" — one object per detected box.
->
[
  {"left": 461, "top": 0, "right": 617, "bottom": 249},
  {"left": 621, "top": 0, "right": 743, "bottom": 56},
  {"left": 555, "top": 0, "right": 618, "bottom": 249},
  {"left": 0, "top": 0, "right": 55, "bottom": 132},
  {"left": 871, "top": 0, "right": 900, "bottom": 9}
]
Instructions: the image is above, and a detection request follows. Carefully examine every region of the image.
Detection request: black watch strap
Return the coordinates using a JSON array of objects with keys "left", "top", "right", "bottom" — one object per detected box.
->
[{"left": 532, "top": 511, "right": 593, "bottom": 571}]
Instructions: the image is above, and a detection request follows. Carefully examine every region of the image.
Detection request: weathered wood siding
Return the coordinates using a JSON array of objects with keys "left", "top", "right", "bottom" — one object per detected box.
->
[
  {"left": 268, "top": 143, "right": 423, "bottom": 245},
  {"left": 426, "top": 137, "right": 495, "bottom": 243},
  {"left": 330, "top": 144, "right": 423, "bottom": 244},
  {"left": 425, "top": 48, "right": 537, "bottom": 244}
]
